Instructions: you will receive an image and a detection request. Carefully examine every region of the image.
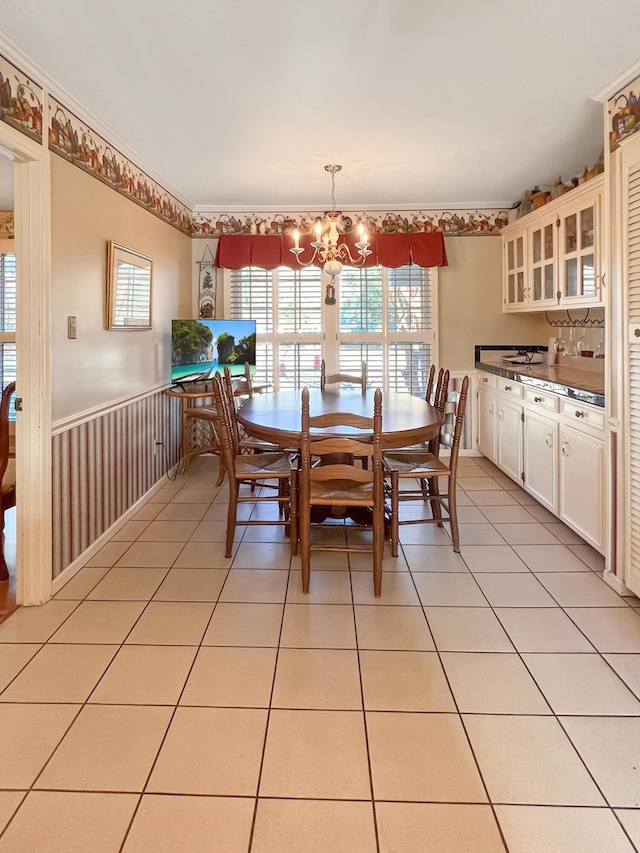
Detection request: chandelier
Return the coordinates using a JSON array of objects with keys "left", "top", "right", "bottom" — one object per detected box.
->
[{"left": 290, "top": 165, "right": 371, "bottom": 304}]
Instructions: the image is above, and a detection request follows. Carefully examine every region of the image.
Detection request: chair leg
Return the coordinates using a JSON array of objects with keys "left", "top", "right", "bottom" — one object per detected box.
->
[
  {"left": 449, "top": 482, "right": 460, "bottom": 552},
  {"left": 0, "top": 556, "right": 7, "bottom": 582},
  {"left": 225, "top": 486, "right": 239, "bottom": 558},
  {"left": 390, "top": 470, "right": 399, "bottom": 558},
  {"left": 289, "top": 471, "right": 299, "bottom": 557},
  {"left": 373, "top": 504, "right": 383, "bottom": 598},
  {"left": 300, "top": 496, "right": 311, "bottom": 594},
  {"left": 428, "top": 476, "right": 444, "bottom": 526},
  {"left": 215, "top": 461, "right": 226, "bottom": 488}
]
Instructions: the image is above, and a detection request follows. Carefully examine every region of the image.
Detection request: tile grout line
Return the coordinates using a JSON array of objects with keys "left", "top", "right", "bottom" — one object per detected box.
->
[{"left": 349, "top": 557, "right": 381, "bottom": 853}]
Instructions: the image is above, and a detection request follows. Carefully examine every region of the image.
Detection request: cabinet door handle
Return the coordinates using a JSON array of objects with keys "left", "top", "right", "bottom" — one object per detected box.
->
[
  {"left": 534, "top": 396, "right": 543, "bottom": 403},
  {"left": 482, "top": 377, "right": 488, "bottom": 383},
  {"left": 635, "top": 328, "right": 640, "bottom": 338},
  {"left": 488, "top": 405, "right": 494, "bottom": 415},
  {"left": 545, "top": 435, "right": 553, "bottom": 447},
  {"left": 498, "top": 410, "right": 504, "bottom": 420},
  {"left": 561, "top": 442, "right": 569, "bottom": 456},
  {"left": 504, "top": 385, "right": 512, "bottom": 391},
  {"left": 574, "top": 410, "right": 585, "bottom": 418}
]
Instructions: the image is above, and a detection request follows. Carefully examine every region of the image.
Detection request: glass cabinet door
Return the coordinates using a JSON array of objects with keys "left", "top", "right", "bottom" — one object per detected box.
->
[
  {"left": 505, "top": 234, "right": 527, "bottom": 309},
  {"left": 559, "top": 195, "right": 600, "bottom": 303},
  {"left": 530, "top": 220, "right": 557, "bottom": 305}
]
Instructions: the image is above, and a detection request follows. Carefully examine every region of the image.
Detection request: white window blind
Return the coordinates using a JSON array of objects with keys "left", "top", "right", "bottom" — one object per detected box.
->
[
  {"left": 227, "top": 263, "right": 435, "bottom": 395},
  {"left": 0, "top": 253, "right": 17, "bottom": 419},
  {"left": 627, "top": 159, "right": 640, "bottom": 582}
]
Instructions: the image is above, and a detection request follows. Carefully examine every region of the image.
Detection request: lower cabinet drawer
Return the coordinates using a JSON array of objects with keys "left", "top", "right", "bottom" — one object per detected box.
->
[
  {"left": 560, "top": 399, "right": 605, "bottom": 432},
  {"left": 477, "top": 371, "right": 498, "bottom": 390},
  {"left": 524, "top": 387, "right": 559, "bottom": 413},
  {"left": 498, "top": 380, "right": 524, "bottom": 401}
]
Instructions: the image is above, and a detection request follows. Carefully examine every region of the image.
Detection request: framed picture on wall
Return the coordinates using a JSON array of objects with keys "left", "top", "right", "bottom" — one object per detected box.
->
[{"left": 106, "top": 241, "right": 153, "bottom": 330}]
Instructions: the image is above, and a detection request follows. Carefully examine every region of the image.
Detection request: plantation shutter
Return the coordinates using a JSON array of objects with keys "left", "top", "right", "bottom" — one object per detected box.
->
[
  {"left": 228, "top": 262, "right": 435, "bottom": 396},
  {"left": 338, "top": 264, "right": 434, "bottom": 396},
  {"left": 228, "top": 266, "right": 274, "bottom": 386},
  {"left": 0, "top": 254, "right": 16, "bottom": 417},
  {"left": 626, "top": 138, "right": 640, "bottom": 595}
]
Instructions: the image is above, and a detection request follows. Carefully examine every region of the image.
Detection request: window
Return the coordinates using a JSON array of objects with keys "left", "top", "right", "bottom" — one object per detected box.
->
[
  {"left": 226, "top": 263, "right": 436, "bottom": 396},
  {"left": 0, "top": 253, "right": 16, "bottom": 418}
]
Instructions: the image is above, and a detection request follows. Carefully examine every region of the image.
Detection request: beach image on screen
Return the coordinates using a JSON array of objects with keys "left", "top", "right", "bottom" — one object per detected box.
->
[{"left": 171, "top": 319, "right": 256, "bottom": 383}]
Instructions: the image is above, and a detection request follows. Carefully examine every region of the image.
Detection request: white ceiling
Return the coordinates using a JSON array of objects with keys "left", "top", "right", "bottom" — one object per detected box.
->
[{"left": 1, "top": 1, "right": 640, "bottom": 212}]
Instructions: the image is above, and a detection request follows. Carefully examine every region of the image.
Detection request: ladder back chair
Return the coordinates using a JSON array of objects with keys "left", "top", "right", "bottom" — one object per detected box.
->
[
  {"left": 384, "top": 375, "right": 469, "bottom": 556},
  {"left": 0, "top": 382, "right": 16, "bottom": 582},
  {"left": 320, "top": 359, "right": 367, "bottom": 393},
  {"left": 211, "top": 372, "right": 296, "bottom": 558},
  {"left": 292, "top": 385, "right": 384, "bottom": 597},
  {"left": 223, "top": 366, "right": 281, "bottom": 454}
]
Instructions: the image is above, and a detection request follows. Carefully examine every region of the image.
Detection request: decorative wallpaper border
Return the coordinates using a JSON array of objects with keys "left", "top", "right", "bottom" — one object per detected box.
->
[
  {"left": 0, "top": 210, "right": 14, "bottom": 239},
  {"left": 0, "top": 51, "right": 516, "bottom": 243},
  {"left": 609, "top": 73, "right": 640, "bottom": 152},
  {"left": 0, "top": 53, "right": 43, "bottom": 143},
  {"left": 1, "top": 51, "right": 510, "bottom": 239},
  {"left": 48, "top": 95, "right": 193, "bottom": 234},
  {"left": 192, "top": 208, "right": 510, "bottom": 238}
]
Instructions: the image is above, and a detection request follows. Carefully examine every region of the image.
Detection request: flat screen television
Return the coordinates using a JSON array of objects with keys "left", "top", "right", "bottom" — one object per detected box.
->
[{"left": 171, "top": 319, "right": 256, "bottom": 384}]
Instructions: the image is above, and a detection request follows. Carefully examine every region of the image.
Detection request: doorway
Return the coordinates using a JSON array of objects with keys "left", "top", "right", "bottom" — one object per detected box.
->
[
  {"left": 0, "top": 154, "right": 16, "bottom": 618},
  {"left": 0, "top": 120, "right": 52, "bottom": 607}
]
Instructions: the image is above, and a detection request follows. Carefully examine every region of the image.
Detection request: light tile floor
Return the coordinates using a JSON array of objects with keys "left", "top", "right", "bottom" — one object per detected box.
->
[{"left": 1, "top": 454, "right": 640, "bottom": 851}]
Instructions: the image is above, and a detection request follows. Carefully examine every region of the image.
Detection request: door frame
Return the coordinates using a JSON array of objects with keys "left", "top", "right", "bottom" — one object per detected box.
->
[{"left": 0, "top": 120, "right": 52, "bottom": 605}]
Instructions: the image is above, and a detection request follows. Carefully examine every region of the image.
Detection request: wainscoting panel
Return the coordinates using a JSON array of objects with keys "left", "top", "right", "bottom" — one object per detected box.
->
[{"left": 52, "top": 389, "right": 181, "bottom": 578}]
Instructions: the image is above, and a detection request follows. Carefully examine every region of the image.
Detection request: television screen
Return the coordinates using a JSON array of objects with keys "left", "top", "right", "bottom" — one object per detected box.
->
[{"left": 171, "top": 319, "right": 256, "bottom": 384}]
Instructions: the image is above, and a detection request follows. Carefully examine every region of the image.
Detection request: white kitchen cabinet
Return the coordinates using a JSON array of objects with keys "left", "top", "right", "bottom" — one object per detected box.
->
[
  {"left": 496, "top": 396, "right": 523, "bottom": 482},
  {"left": 523, "top": 409, "right": 558, "bottom": 512},
  {"left": 477, "top": 379, "right": 497, "bottom": 462},
  {"left": 502, "top": 175, "right": 604, "bottom": 313},
  {"left": 476, "top": 368, "right": 605, "bottom": 552},
  {"left": 559, "top": 424, "right": 605, "bottom": 551}
]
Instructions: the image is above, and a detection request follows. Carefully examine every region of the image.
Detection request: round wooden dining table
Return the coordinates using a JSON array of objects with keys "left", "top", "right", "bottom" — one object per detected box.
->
[{"left": 235, "top": 387, "right": 444, "bottom": 449}]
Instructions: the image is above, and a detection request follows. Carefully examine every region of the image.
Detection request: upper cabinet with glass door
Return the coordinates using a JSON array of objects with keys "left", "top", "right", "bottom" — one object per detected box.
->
[{"left": 502, "top": 174, "right": 604, "bottom": 313}]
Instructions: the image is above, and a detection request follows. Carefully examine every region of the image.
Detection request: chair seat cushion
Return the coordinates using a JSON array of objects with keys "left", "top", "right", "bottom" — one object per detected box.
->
[
  {"left": 383, "top": 451, "right": 449, "bottom": 477},
  {"left": 310, "top": 479, "right": 374, "bottom": 503},
  {"left": 235, "top": 452, "right": 292, "bottom": 477}
]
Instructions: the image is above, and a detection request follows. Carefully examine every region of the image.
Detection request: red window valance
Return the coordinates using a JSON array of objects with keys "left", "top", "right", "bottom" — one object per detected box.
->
[{"left": 215, "top": 232, "right": 448, "bottom": 270}]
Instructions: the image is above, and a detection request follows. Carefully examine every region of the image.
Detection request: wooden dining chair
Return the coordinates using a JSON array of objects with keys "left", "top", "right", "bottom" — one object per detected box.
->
[
  {"left": 0, "top": 382, "right": 16, "bottom": 582},
  {"left": 320, "top": 359, "right": 367, "bottom": 393},
  {"left": 383, "top": 375, "right": 469, "bottom": 556},
  {"left": 211, "top": 372, "right": 296, "bottom": 557},
  {"left": 292, "top": 385, "right": 384, "bottom": 597},
  {"left": 222, "top": 366, "right": 282, "bottom": 455}
]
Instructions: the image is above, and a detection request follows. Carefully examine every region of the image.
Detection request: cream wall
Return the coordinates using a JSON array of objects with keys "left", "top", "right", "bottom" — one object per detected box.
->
[
  {"left": 439, "top": 236, "right": 547, "bottom": 371},
  {"left": 51, "top": 157, "right": 192, "bottom": 422}
]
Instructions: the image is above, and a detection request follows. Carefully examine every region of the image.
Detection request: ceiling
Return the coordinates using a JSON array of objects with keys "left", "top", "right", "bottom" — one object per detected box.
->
[{"left": 1, "top": 1, "right": 640, "bottom": 213}]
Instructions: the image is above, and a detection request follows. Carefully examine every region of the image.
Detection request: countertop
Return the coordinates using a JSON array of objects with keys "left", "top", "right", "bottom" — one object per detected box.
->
[{"left": 475, "top": 346, "right": 604, "bottom": 408}]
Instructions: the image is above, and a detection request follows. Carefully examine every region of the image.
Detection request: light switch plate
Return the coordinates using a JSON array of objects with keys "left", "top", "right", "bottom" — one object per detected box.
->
[{"left": 67, "top": 316, "right": 77, "bottom": 339}]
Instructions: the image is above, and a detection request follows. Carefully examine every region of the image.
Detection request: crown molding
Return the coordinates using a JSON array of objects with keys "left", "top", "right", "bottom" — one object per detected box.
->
[
  {"left": 0, "top": 31, "right": 193, "bottom": 209},
  {"left": 593, "top": 56, "right": 640, "bottom": 103},
  {"left": 192, "top": 200, "right": 514, "bottom": 215}
]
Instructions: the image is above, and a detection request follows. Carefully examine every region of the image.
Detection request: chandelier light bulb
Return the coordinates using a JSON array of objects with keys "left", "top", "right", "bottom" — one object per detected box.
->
[{"left": 289, "top": 164, "right": 371, "bottom": 301}]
